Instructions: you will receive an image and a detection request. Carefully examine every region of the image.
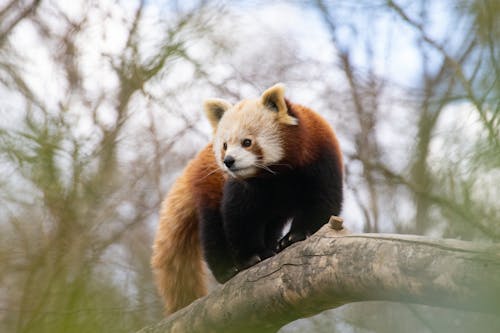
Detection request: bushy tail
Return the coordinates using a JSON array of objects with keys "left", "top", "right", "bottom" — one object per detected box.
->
[{"left": 151, "top": 175, "right": 206, "bottom": 314}]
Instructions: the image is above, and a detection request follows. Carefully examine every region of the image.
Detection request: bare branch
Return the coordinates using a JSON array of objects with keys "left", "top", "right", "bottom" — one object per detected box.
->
[
  {"left": 0, "top": 0, "right": 41, "bottom": 45},
  {"left": 138, "top": 223, "right": 500, "bottom": 333},
  {"left": 387, "top": 0, "right": 498, "bottom": 143}
]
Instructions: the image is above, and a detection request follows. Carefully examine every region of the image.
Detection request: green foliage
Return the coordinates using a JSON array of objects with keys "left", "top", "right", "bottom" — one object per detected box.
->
[{"left": 0, "top": 0, "right": 498, "bottom": 332}]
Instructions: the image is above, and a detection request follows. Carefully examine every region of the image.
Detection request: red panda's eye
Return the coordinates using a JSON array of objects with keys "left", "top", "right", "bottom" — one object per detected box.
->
[
  {"left": 242, "top": 139, "right": 252, "bottom": 147},
  {"left": 223, "top": 142, "right": 227, "bottom": 150}
]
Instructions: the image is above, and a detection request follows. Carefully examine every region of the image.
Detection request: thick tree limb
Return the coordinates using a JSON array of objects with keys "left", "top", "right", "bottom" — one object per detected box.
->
[{"left": 139, "top": 221, "right": 500, "bottom": 333}]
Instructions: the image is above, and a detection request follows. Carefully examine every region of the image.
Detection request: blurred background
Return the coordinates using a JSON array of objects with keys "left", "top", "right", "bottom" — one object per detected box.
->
[{"left": 0, "top": 0, "right": 498, "bottom": 332}]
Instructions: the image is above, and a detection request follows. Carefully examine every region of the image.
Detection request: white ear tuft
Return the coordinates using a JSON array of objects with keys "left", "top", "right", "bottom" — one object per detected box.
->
[
  {"left": 261, "top": 83, "right": 285, "bottom": 112},
  {"left": 261, "top": 83, "right": 298, "bottom": 126},
  {"left": 204, "top": 98, "right": 232, "bottom": 131}
]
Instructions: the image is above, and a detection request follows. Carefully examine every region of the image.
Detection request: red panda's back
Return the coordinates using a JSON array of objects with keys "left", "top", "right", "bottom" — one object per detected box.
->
[{"left": 282, "top": 100, "right": 343, "bottom": 172}]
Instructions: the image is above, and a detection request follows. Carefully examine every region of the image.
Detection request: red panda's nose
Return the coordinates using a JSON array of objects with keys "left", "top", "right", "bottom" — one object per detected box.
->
[{"left": 223, "top": 156, "right": 235, "bottom": 169}]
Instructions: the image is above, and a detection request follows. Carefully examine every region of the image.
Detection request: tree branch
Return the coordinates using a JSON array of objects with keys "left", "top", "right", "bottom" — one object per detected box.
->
[{"left": 138, "top": 220, "right": 500, "bottom": 333}]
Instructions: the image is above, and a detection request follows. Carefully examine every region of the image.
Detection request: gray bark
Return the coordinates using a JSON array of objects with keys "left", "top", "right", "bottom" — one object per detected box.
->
[{"left": 139, "top": 221, "right": 500, "bottom": 333}]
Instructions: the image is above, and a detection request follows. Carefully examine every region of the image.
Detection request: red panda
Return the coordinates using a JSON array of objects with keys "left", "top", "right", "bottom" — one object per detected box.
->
[{"left": 151, "top": 84, "right": 343, "bottom": 314}]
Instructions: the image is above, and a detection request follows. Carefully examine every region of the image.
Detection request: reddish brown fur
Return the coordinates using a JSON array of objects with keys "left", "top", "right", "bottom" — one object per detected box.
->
[
  {"left": 152, "top": 100, "right": 342, "bottom": 314},
  {"left": 151, "top": 144, "right": 224, "bottom": 314},
  {"left": 248, "top": 140, "right": 263, "bottom": 161},
  {"left": 282, "top": 100, "right": 343, "bottom": 171},
  {"left": 190, "top": 144, "right": 225, "bottom": 208}
]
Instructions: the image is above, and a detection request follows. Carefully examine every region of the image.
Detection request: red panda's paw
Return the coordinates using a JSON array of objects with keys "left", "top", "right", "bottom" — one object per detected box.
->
[
  {"left": 237, "top": 248, "right": 277, "bottom": 271},
  {"left": 238, "top": 254, "right": 262, "bottom": 271},
  {"left": 259, "top": 249, "right": 276, "bottom": 260},
  {"left": 276, "top": 230, "right": 307, "bottom": 252},
  {"left": 214, "top": 266, "right": 239, "bottom": 284}
]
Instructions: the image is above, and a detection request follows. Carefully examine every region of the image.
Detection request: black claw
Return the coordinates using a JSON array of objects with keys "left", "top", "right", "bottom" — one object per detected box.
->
[
  {"left": 259, "top": 249, "right": 276, "bottom": 260},
  {"left": 277, "top": 231, "right": 307, "bottom": 252},
  {"left": 238, "top": 255, "right": 261, "bottom": 270},
  {"left": 214, "top": 266, "right": 239, "bottom": 283}
]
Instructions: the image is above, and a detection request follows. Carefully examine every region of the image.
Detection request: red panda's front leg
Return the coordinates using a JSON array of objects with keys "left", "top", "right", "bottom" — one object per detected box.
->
[
  {"left": 277, "top": 150, "right": 343, "bottom": 252},
  {"left": 199, "top": 207, "right": 238, "bottom": 283},
  {"left": 221, "top": 180, "right": 275, "bottom": 271}
]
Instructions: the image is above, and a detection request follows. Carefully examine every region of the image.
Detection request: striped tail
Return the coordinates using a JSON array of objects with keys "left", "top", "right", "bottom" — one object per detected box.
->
[{"left": 151, "top": 175, "right": 207, "bottom": 314}]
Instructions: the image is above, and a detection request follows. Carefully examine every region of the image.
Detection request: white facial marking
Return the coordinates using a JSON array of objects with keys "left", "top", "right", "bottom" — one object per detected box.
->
[
  {"left": 212, "top": 99, "right": 288, "bottom": 179},
  {"left": 225, "top": 146, "right": 256, "bottom": 170}
]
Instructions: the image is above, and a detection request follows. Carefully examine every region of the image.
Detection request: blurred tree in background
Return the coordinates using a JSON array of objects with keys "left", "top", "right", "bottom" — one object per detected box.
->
[
  {"left": 0, "top": 0, "right": 498, "bottom": 332},
  {"left": 0, "top": 0, "right": 224, "bottom": 331}
]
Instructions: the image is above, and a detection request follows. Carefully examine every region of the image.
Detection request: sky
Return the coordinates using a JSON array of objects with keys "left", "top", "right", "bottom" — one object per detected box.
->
[
  {"left": 3, "top": 0, "right": 484, "bottom": 234},
  {"left": 2, "top": 1, "right": 495, "bottom": 330}
]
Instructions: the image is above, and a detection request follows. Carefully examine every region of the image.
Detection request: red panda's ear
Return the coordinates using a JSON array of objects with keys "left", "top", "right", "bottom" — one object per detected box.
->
[
  {"left": 204, "top": 98, "right": 232, "bottom": 131},
  {"left": 261, "top": 83, "right": 298, "bottom": 126}
]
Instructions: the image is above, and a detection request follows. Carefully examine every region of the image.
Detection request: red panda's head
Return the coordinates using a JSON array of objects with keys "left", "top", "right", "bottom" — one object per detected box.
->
[{"left": 204, "top": 83, "right": 298, "bottom": 179}]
